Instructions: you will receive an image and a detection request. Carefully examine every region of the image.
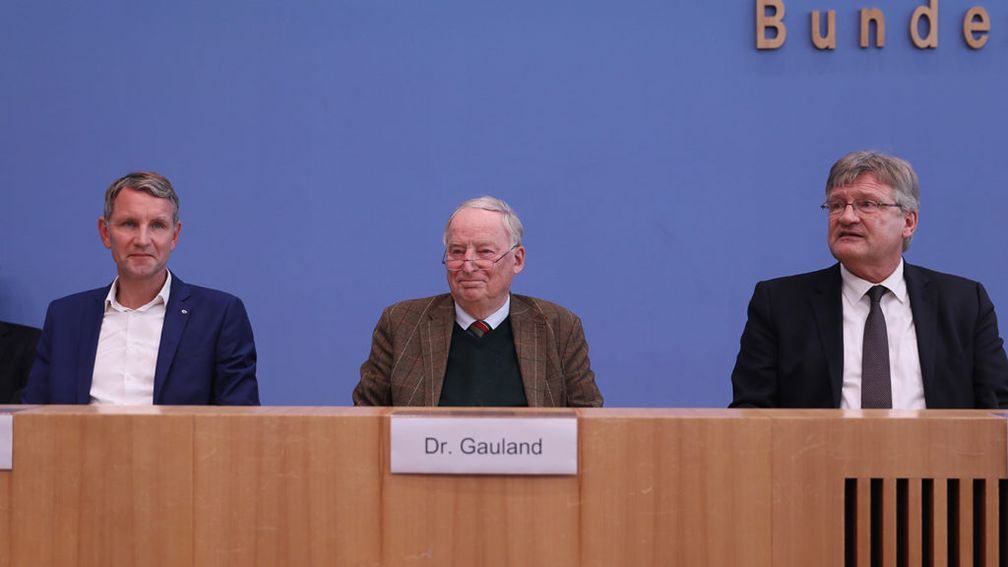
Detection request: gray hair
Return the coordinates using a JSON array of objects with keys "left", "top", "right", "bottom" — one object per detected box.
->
[
  {"left": 104, "top": 171, "right": 180, "bottom": 224},
  {"left": 443, "top": 196, "right": 524, "bottom": 247},
  {"left": 825, "top": 150, "right": 919, "bottom": 250}
]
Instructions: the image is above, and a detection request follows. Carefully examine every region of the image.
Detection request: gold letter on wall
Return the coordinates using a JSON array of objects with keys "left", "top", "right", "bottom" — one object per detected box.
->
[
  {"left": 756, "top": 0, "right": 787, "bottom": 49},
  {"left": 811, "top": 10, "right": 836, "bottom": 50},
  {"left": 860, "top": 8, "right": 886, "bottom": 48},
  {"left": 910, "top": 0, "right": 939, "bottom": 48},
  {"left": 962, "top": 7, "right": 989, "bottom": 49}
]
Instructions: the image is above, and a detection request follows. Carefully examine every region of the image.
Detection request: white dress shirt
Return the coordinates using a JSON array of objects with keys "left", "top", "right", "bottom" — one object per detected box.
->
[
  {"left": 90, "top": 273, "right": 172, "bottom": 405},
  {"left": 454, "top": 295, "right": 511, "bottom": 331},
  {"left": 840, "top": 260, "right": 926, "bottom": 409}
]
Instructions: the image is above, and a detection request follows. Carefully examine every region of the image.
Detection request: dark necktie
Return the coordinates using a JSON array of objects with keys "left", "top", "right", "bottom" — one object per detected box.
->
[
  {"left": 861, "top": 285, "right": 892, "bottom": 409},
  {"left": 469, "top": 320, "right": 491, "bottom": 338}
]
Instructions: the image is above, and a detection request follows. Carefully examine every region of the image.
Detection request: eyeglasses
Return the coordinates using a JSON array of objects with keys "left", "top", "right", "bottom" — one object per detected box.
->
[
  {"left": 821, "top": 200, "right": 902, "bottom": 216},
  {"left": 442, "top": 243, "right": 519, "bottom": 271}
]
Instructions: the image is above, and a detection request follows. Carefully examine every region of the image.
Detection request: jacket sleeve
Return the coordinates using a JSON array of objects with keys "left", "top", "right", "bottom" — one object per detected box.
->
[
  {"left": 21, "top": 303, "right": 55, "bottom": 404},
  {"left": 970, "top": 282, "right": 1008, "bottom": 409},
  {"left": 558, "top": 313, "right": 603, "bottom": 408},
  {"left": 211, "top": 297, "right": 260, "bottom": 405},
  {"left": 354, "top": 307, "right": 395, "bottom": 406},
  {"left": 730, "top": 281, "right": 780, "bottom": 408}
]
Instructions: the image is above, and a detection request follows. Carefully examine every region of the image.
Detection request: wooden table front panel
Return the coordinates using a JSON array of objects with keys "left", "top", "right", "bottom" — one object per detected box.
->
[
  {"left": 771, "top": 411, "right": 1008, "bottom": 566},
  {"left": 0, "top": 472, "right": 10, "bottom": 567},
  {"left": 2, "top": 407, "right": 1006, "bottom": 567},
  {"left": 12, "top": 411, "right": 194, "bottom": 567},
  {"left": 193, "top": 409, "right": 383, "bottom": 567},
  {"left": 579, "top": 410, "right": 773, "bottom": 566}
]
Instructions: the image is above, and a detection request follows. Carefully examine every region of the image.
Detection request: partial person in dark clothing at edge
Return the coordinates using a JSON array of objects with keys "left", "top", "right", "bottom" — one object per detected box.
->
[{"left": 0, "top": 321, "right": 40, "bottom": 403}]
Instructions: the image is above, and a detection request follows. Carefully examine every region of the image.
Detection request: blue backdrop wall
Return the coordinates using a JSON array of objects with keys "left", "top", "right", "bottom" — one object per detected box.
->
[{"left": 1, "top": 0, "right": 1006, "bottom": 406}]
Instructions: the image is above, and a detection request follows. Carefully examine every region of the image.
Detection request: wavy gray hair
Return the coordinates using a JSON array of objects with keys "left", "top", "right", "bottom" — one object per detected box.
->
[{"left": 443, "top": 196, "right": 524, "bottom": 247}]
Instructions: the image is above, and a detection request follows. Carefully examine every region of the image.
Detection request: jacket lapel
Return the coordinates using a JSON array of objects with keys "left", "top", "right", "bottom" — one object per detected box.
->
[
  {"left": 811, "top": 265, "right": 844, "bottom": 407},
  {"left": 904, "top": 264, "right": 937, "bottom": 404},
  {"left": 420, "top": 295, "right": 454, "bottom": 405},
  {"left": 510, "top": 295, "right": 547, "bottom": 407},
  {"left": 77, "top": 287, "right": 109, "bottom": 403},
  {"left": 154, "top": 273, "right": 191, "bottom": 403}
]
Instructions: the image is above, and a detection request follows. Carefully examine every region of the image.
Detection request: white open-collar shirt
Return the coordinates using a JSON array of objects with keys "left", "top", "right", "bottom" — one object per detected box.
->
[{"left": 90, "top": 272, "right": 172, "bottom": 405}]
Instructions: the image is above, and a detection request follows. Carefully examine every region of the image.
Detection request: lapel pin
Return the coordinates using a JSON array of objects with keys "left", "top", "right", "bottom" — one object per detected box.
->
[{"left": 181, "top": 309, "right": 189, "bottom": 315}]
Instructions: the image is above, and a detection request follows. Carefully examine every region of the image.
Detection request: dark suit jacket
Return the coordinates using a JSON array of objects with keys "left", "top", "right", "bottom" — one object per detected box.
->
[
  {"left": 22, "top": 273, "right": 259, "bottom": 405},
  {"left": 353, "top": 293, "right": 603, "bottom": 407},
  {"left": 0, "top": 321, "right": 41, "bottom": 403},
  {"left": 730, "top": 263, "right": 1008, "bottom": 408}
]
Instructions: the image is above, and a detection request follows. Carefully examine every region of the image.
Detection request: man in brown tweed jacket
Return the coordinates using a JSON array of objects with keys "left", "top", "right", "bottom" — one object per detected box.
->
[{"left": 353, "top": 197, "right": 603, "bottom": 407}]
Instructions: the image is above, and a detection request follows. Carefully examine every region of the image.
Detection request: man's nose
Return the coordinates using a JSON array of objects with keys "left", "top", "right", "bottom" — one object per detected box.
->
[
  {"left": 135, "top": 226, "right": 151, "bottom": 245},
  {"left": 837, "top": 203, "right": 860, "bottom": 223}
]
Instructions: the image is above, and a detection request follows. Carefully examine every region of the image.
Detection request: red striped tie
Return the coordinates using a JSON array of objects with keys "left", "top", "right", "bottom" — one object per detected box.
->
[{"left": 469, "top": 320, "right": 491, "bottom": 338}]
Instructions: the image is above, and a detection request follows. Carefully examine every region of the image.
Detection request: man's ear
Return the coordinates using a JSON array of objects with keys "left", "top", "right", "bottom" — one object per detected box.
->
[
  {"left": 98, "top": 217, "right": 112, "bottom": 249},
  {"left": 512, "top": 246, "right": 525, "bottom": 274},
  {"left": 170, "top": 221, "right": 182, "bottom": 250},
  {"left": 903, "top": 210, "right": 918, "bottom": 239}
]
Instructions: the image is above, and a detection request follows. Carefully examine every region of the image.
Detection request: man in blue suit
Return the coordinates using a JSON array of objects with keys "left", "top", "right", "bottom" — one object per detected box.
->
[{"left": 23, "top": 172, "right": 259, "bottom": 405}]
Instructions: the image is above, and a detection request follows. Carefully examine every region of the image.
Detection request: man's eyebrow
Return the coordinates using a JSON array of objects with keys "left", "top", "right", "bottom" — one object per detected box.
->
[
  {"left": 828, "top": 190, "right": 888, "bottom": 198},
  {"left": 447, "top": 239, "right": 498, "bottom": 247}
]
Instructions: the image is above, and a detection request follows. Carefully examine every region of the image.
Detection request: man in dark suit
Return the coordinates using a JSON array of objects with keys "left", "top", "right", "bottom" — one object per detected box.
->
[
  {"left": 353, "top": 196, "right": 602, "bottom": 407},
  {"left": 0, "top": 321, "right": 40, "bottom": 403},
  {"left": 731, "top": 151, "right": 1008, "bottom": 409},
  {"left": 23, "top": 172, "right": 259, "bottom": 405}
]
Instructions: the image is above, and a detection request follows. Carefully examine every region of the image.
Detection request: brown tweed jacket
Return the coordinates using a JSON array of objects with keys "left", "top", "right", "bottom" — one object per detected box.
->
[{"left": 353, "top": 293, "right": 603, "bottom": 407}]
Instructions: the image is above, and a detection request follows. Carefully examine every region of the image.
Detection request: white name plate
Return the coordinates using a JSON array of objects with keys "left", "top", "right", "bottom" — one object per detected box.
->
[
  {"left": 390, "top": 412, "right": 578, "bottom": 475},
  {"left": 0, "top": 414, "right": 12, "bottom": 470}
]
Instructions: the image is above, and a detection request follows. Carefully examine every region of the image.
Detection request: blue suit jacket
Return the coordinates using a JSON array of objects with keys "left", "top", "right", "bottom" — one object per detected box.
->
[{"left": 23, "top": 273, "right": 260, "bottom": 405}]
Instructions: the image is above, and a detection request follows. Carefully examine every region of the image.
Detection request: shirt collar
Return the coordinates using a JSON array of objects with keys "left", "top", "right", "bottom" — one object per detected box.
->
[
  {"left": 105, "top": 271, "right": 172, "bottom": 313},
  {"left": 454, "top": 295, "right": 511, "bottom": 330},
  {"left": 840, "top": 258, "right": 907, "bottom": 305}
]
